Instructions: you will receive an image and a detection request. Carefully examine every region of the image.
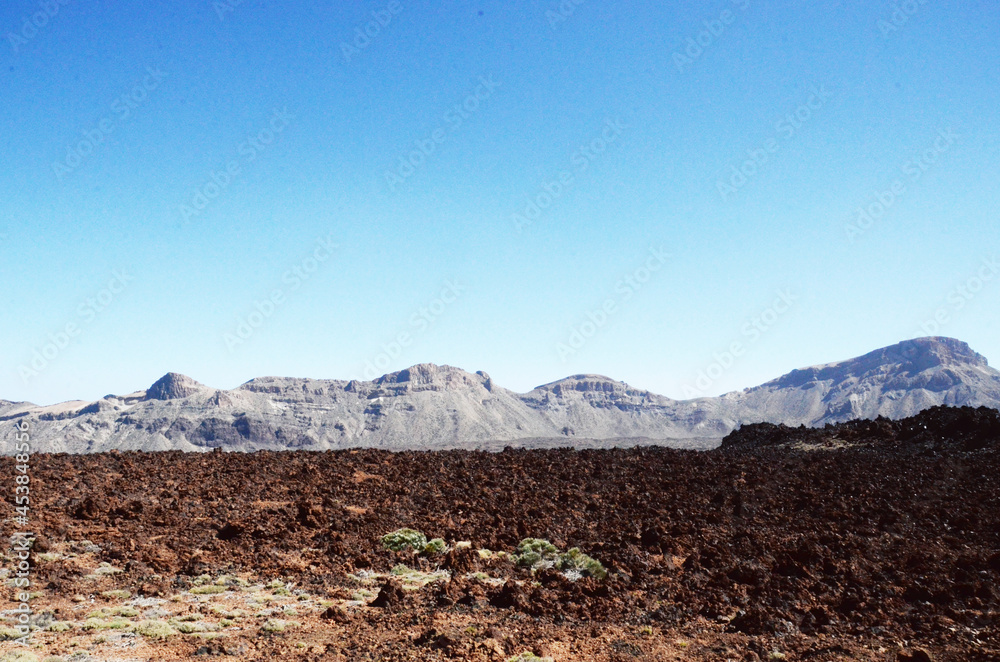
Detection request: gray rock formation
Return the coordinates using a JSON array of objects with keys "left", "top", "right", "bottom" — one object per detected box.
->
[{"left": 2, "top": 337, "right": 998, "bottom": 454}]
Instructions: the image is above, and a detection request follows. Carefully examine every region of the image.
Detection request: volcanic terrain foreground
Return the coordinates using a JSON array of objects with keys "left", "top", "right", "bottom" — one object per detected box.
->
[
  {"left": 3, "top": 336, "right": 1000, "bottom": 454},
  {"left": 2, "top": 406, "right": 998, "bottom": 660}
]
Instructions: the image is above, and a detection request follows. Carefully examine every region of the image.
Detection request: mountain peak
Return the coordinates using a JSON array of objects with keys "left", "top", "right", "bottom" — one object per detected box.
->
[
  {"left": 145, "top": 373, "right": 207, "bottom": 401},
  {"left": 5, "top": 338, "right": 1000, "bottom": 454},
  {"left": 764, "top": 337, "right": 989, "bottom": 391},
  {"left": 374, "top": 363, "right": 485, "bottom": 389},
  {"left": 897, "top": 337, "right": 989, "bottom": 368}
]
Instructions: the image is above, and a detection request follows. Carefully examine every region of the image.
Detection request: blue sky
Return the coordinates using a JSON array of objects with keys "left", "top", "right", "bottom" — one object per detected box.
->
[{"left": 2, "top": 0, "right": 998, "bottom": 405}]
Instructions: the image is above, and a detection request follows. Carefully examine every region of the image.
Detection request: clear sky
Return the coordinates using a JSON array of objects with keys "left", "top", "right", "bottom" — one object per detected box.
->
[{"left": 2, "top": 1, "right": 998, "bottom": 406}]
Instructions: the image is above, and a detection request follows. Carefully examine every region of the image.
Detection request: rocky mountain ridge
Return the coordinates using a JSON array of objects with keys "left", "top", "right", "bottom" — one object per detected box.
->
[{"left": 3, "top": 337, "right": 999, "bottom": 454}]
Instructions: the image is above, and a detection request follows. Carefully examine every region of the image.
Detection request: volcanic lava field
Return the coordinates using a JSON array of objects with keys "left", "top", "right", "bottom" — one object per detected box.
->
[{"left": 2, "top": 406, "right": 998, "bottom": 661}]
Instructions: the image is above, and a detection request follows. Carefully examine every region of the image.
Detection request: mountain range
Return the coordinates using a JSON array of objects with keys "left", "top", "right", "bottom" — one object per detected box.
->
[{"left": 3, "top": 336, "right": 999, "bottom": 454}]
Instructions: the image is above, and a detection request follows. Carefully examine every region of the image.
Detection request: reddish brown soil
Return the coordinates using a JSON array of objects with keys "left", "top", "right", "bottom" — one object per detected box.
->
[{"left": 2, "top": 406, "right": 999, "bottom": 661}]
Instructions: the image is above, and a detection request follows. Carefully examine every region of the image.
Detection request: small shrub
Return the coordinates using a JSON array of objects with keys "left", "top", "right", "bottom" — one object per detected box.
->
[
  {"left": 133, "top": 619, "right": 176, "bottom": 640},
  {"left": 171, "top": 620, "right": 218, "bottom": 634},
  {"left": 101, "top": 589, "right": 131, "bottom": 600},
  {"left": 558, "top": 548, "right": 607, "bottom": 580},
  {"left": 87, "top": 606, "right": 139, "bottom": 618},
  {"left": 174, "top": 613, "right": 203, "bottom": 622},
  {"left": 82, "top": 617, "right": 129, "bottom": 630},
  {"left": 215, "top": 574, "right": 249, "bottom": 587},
  {"left": 507, "top": 653, "right": 554, "bottom": 662},
  {"left": 381, "top": 528, "right": 428, "bottom": 552},
  {"left": 423, "top": 538, "right": 447, "bottom": 555},
  {"left": 93, "top": 562, "right": 123, "bottom": 576},
  {"left": 262, "top": 618, "right": 293, "bottom": 633},
  {"left": 210, "top": 606, "right": 243, "bottom": 618},
  {"left": 48, "top": 622, "right": 73, "bottom": 632},
  {"left": 0, "top": 626, "right": 25, "bottom": 640},
  {"left": 515, "top": 538, "right": 560, "bottom": 568},
  {"left": 191, "top": 584, "right": 227, "bottom": 595},
  {"left": 0, "top": 652, "right": 41, "bottom": 662}
]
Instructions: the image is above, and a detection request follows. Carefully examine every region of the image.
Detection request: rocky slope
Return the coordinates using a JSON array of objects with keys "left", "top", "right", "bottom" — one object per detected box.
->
[
  {"left": 3, "top": 404, "right": 998, "bottom": 659},
  {"left": 3, "top": 337, "right": 999, "bottom": 454}
]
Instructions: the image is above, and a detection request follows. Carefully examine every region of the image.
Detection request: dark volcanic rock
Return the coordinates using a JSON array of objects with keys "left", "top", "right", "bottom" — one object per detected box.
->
[
  {"left": 370, "top": 578, "right": 409, "bottom": 610},
  {"left": 721, "top": 405, "right": 1000, "bottom": 453},
  {"left": 8, "top": 404, "right": 1000, "bottom": 658}
]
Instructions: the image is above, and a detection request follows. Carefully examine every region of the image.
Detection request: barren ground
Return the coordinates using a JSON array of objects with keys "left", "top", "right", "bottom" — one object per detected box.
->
[{"left": 1, "top": 406, "right": 998, "bottom": 661}]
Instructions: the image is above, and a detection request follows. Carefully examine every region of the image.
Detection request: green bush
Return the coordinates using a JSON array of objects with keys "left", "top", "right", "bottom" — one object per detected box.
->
[
  {"left": 381, "top": 528, "right": 428, "bottom": 552},
  {"left": 558, "top": 547, "right": 607, "bottom": 580},
  {"left": 513, "top": 539, "right": 608, "bottom": 579},
  {"left": 133, "top": 619, "right": 176, "bottom": 640},
  {"left": 515, "top": 538, "right": 560, "bottom": 568},
  {"left": 423, "top": 538, "right": 447, "bottom": 555}
]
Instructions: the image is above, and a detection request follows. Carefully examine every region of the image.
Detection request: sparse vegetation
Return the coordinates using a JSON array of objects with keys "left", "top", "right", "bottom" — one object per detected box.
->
[
  {"left": 190, "top": 584, "right": 228, "bottom": 595},
  {"left": 0, "top": 652, "right": 41, "bottom": 662},
  {"left": 87, "top": 605, "right": 139, "bottom": 618},
  {"left": 215, "top": 574, "right": 250, "bottom": 587},
  {"left": 262, "top": 618, "right": 299, "bottom": 633},
  {"left": 92, "top": 561, "right": 123, "bottom": 576},
  {"left": 133, "top": 619, "right": 177, "bottom": 640},
  {"left": 513, "top": 538, "right": 607, "bottom": 579},
  {"left": 0, "top": 626, "right": 24, "bottom": 640},
  {"left": 424, "top": 537, "right": 447, "bottom": 555},
  {"left": 82, "top": 617, "right": 130, "bottom": 630},
  {"left": 389, "top": 564, "right": 450, "bottom": 588},
  {"left": 514, "top": 538, "right": 560, "bottom": 568},
  {"left": 558, "top": 547, "right": 608, "bottom": 579},
  {"left": 380, "top": 528, "right": 428, "bottom": 552},
  {"left": 507, "top": 653, "right": 554, "bottom": 662},
  {"left": 170, "top": 619, "right": 219, "bottom": 634}
]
